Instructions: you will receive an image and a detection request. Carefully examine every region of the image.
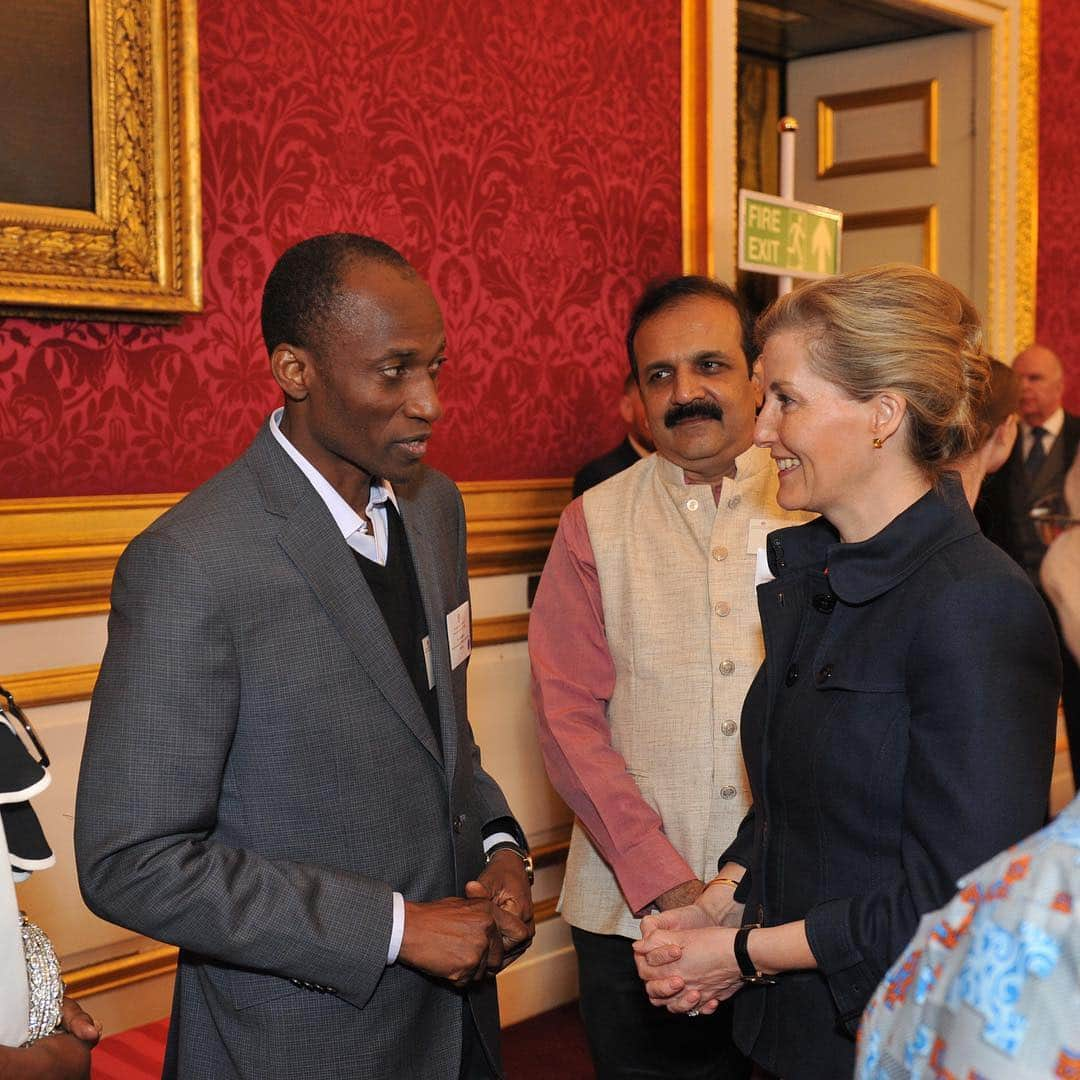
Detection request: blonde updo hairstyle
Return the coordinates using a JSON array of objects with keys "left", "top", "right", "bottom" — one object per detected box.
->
[{"left": 756, "top": 264, "right": 990, "bottom": 477}]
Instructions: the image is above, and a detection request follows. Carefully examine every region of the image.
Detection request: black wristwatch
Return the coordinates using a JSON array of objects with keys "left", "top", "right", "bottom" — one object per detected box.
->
[
  {"left": 485, "top": 841, "right": 534, "bottom": 885},
  {"left": 734, "top": 925, "right": 776, "bottom": 985}
]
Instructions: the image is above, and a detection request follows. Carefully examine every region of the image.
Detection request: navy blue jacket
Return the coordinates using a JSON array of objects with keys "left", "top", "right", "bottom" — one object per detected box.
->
[{"left": 722, "top": 478, "right": 1060, "bottom": 1080}]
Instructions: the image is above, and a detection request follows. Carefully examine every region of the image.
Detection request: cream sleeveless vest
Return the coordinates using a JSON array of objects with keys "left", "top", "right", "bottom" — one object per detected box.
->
[{"left": 559, "top": 447, "right": 805, "bottom": 939}]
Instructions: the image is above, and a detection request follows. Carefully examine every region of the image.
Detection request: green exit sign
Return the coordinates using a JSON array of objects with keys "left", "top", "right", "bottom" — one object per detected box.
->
[{"left": 738, "top": 190, "right": 843, "bottom": 279}]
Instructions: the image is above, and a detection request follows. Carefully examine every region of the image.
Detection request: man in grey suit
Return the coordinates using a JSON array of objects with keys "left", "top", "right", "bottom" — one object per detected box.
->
[{"left": 75, "top": 234, "right": 534, "bottom": 1079}]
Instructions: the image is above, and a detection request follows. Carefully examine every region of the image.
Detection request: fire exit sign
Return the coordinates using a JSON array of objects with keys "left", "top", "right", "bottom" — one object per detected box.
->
[{"left": 738, "top": 189, "right": 843, "bottom": 279}]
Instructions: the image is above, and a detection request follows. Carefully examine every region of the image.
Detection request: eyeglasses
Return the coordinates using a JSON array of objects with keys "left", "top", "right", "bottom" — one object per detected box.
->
[
  {"left": 1030, "top": 492, "right": 1080, "bottom": 548},
  {"left": 0, "top": 684, "right": 50, "bottom": 768}
]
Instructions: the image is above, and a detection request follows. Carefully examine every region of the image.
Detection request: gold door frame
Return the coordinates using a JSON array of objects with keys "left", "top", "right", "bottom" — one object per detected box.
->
[{"left": 681, "top": 0, "right": 1038, "bottom": 360}]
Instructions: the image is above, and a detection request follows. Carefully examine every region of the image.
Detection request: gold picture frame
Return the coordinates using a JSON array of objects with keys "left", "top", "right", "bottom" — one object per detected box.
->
[{"left": 0, "top": 0, "right": 202, "bottom": 318}]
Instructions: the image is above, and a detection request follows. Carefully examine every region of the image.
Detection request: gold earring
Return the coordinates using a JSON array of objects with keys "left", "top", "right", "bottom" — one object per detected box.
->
[{"left": 872, "top": 437, "right": 883, "bottom": 449}]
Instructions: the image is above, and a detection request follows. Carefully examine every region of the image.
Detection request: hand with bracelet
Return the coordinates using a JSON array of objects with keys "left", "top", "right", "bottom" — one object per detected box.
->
[{"left": 634, "top": 865, "right": 816, "bottom": 1015}]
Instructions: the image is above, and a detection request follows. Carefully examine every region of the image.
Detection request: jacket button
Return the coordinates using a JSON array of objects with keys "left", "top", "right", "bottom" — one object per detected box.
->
[
  {"left": 721, "top": 720, "right": 737, "bottom": 736},
  {"left": 452, "top": 814, "right": 465, "bottom": 833},
  {"left": 785, "top": 664, "right": 799, "bottom": 686},
  {"left": 686, "top": 498, "right": 699, "bottom": 511},
  {"left": 720, "top": 785, "right": 737, "bottom": 799},
  {"left": 812, "top": 593, "right": 836, "bottom": 613},
  {"left": 712, "top": 546, "right": 729, "bottom": 562},
  {"left": 718, "top": 659, "right": 736, "bottom": 676},
  {"left": 728, "top": 495, "right": 741, "bottom": 509},
  {"left": 714, "top": 601, "right": 731, "bottom": 617},
  {"left": 816, "top": 664, "right": 833, "bottom": 684}
]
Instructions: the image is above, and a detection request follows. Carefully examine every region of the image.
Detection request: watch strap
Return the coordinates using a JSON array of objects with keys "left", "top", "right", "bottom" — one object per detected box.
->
[{"left": 734, "top": 924, "right": 775, "bottom": 984}]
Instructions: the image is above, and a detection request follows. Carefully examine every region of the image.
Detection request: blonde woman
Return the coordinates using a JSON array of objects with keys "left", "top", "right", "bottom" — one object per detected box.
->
[{"left": 635, "top": 265, "right": 1060, "bottom": 1079}]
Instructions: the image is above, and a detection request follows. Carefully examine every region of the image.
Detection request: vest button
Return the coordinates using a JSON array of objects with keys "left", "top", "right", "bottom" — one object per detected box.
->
[
  {"left": 714, "top": 601, "right": 731, "bottom": 617},
  {"left": 452, "top": 814, "right": 466, "bottom": 833},
  {"left": 816, "top": 664, "right": 834, "bottom": 684},
  {"left": 686, "top": 498, "right": 699, "bottom": 511},
  {"left": 719, "top": 785, "right": 737, "bottom": 799},
  {"left": 728, "top": 495, "right": 741, "bottom": 509},
  {"left": 712, "top": 546, "right": 729, "bottom": 562},
  {"left": 719, "top": 659, "right": 736, "bottom": 676},
  {"left": 721, "top": 720, "right": 738, "bottom": 736},
  {"left": 785, "top": 664, "right": 799, "bottom": 686}
]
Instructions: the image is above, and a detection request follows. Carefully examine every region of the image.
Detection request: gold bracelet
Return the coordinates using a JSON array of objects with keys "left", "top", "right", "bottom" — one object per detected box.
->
[{"left": 707, "top": 875, "right": 742, "bottom": 890}]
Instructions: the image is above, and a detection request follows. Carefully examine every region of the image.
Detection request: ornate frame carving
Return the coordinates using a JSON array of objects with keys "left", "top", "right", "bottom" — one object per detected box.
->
[{"left": 0, "top": 0, "right": 202, "bottom": 317}]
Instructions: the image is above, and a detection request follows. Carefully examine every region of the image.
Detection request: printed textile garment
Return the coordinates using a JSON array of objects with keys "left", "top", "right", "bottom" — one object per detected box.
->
[{"left": 857, "top": 793, "right": 1080, "bottom": 1080}]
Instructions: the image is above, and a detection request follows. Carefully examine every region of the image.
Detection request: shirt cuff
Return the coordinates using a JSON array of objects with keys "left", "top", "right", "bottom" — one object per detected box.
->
[
  {"left": 483, "top": 831, "right": 519, "bottom": 853},
  {"left": 613, "top": 829, "right": 698, "bottom": 916},
  {"left": 387, "top": 891, "right": 405, "bottom": 964}
]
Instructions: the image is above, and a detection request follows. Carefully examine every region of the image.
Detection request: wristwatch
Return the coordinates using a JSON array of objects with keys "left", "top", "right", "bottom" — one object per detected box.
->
[
  {"left": 485, "top": 842, "right": 534, "bottom": 885},
  {"left": 734, "top": 925, "right": 776, "bottom": 985}
]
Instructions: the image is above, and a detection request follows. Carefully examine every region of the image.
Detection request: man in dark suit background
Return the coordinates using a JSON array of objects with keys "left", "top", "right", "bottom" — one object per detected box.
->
[
  {"left": 572, "top": 373, "right": 655, "bottom": 497},
  {"left": 75, "top": 234, "right": 534, "bottom": 1079},
  {"left": 977, "top": 342, "right": 1080, "bottom": 785}
]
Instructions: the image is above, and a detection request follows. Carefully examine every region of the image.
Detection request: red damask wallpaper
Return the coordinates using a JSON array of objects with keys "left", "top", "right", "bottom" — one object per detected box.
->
[
  {"left": 1037, "top": 0, "right": 1080, "bottom": 412},
  {"left": 0, "top": 0, "right": 682, "bottom": 497}
]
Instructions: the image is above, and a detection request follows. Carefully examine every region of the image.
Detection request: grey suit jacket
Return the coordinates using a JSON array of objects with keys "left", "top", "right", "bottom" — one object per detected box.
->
[{"left": 76, "top": 424, "right": 514, "bottom": 1079}]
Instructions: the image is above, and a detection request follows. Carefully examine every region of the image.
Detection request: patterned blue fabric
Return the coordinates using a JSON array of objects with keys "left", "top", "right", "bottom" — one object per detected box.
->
[{"left": 857, "top": 793, "right": 1080, "bottom": 1079}]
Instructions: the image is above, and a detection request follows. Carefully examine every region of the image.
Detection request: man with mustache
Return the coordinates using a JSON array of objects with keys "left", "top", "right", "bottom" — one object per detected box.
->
[
  {"left": 529, "top": 276, "right": 808, "bottom": 1079},
  {"left": 76, "top": 234, "right": 533, "bottom": 1079}
]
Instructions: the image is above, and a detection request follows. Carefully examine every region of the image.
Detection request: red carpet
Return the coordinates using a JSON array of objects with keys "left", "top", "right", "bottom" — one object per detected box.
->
[{"left": 91, "top": 1004, "right": 592, "bottom": 1079}]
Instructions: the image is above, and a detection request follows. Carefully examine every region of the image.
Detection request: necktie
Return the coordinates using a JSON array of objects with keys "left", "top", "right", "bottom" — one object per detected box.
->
[{"left": 1025, "top": 426, "right": 1047, "bottom": 478}]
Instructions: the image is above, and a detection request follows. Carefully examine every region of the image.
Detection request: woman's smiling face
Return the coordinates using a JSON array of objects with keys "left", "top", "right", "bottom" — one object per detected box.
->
[{"left": 754, "top": 330, "right": 883, "bottom": 523}]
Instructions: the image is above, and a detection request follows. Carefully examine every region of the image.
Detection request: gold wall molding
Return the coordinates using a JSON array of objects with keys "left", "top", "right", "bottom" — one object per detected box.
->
[
  {"left": 682, "top": 0, "right": 712, "bottom": 275},
  {"left": 0, "top": 664, "right": 99, "bottom": 709},
  {"left": 0, "top": 0, "right": 202, "bottom": 316},
  {"left": 844, "top": 205, "right": 939, "bottom": 273},
  {"left": 817, "top": 79, "right": 939, "bottom": 179},
  {"left": 0, "top": 481, "right": 569, "bottom": 624}
]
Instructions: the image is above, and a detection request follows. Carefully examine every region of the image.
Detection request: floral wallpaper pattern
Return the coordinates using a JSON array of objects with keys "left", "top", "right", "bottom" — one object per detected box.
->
[{"left": 0, "top": 0, "right": 681, "bottom": 497}]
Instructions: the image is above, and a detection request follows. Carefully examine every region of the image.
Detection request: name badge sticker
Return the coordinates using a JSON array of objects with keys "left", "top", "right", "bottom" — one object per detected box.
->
[
  {"left": 746, "top": 518, "right": 772, "bottom": 553},
  {"left": 446, "top": 600, "right": 472, "bottom": 670},
  {"left": 422, "top": 635, "right": 435, "bottom": 689}
]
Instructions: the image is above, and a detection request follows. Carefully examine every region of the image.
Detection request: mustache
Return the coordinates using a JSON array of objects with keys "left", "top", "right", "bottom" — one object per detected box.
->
[{"left": 664, "top": 400, "right": 725, "bottom": 428}]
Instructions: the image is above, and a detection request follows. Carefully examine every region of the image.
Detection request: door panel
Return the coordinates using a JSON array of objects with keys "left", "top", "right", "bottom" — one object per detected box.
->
[{"left": 787, "top": 32, "right": 975, "bottom": 296}]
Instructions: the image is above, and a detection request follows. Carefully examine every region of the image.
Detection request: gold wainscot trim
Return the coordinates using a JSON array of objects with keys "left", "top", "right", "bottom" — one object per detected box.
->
[
  {"left": 681, "top": 0, "right": 712, "bottom": 274},
  {"left": 66, "top": 838, "right": 572, "bottom": 999},
  {"left": 0, "top": 481, "right": 571, "bottom": 623},
  {"left": 0, "top": 664, "right": 99, "bottom": 709},
  {"left": 844, "top": 205, "right": 939, "bottom": 274},
  {"left": 472, "top": 613, "right": 531, "bottom": 649},
  {"left": 2, "top": 611, "right": 532, "bottom": 706},
  {"left": 817, "top": 79, "right": 938, "bottom": 180},
  {"left": 0, "top": 0, "right": 202, "bottom": 317}
]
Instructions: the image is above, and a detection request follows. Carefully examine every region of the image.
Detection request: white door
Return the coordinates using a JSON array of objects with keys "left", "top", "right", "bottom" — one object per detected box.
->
[{"left": 786, "top": 31, "right": 979, "bottom": 302}]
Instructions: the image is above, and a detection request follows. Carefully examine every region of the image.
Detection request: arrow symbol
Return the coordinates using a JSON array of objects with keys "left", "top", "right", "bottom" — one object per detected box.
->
[{"left": 812, "top": 219, "right": 834, "bottom": 274}]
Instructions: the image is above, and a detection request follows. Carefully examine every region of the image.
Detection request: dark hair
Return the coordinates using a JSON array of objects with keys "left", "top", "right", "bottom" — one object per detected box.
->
[
  {"left": 973, "top": 358, "right": 1019, "bottom": 447},
  {"left": 626, "top": 275, "right": 755, "bottom": 379},
  {"left": 260, "top": 233, "right": 414, "bottom": 356}
]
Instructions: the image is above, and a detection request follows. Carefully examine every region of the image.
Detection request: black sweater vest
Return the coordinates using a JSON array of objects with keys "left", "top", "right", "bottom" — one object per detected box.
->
[{"left": 354, "top": 502, "right": 441, "bottom": 745}]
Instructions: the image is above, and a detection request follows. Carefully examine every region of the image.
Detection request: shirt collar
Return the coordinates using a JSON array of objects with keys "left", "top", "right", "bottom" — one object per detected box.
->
[
  {"left": 268, "top": 408, "right": 397, "bottom": 540},
  {"left": 1025, "top": 408, "right": 1065, "bottom": 439}
]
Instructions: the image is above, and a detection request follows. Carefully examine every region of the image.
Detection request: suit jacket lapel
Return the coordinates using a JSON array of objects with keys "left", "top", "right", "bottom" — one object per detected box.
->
[
  {"left": 248, "top": 427, "right": 444, "bottom": 765},
  {"left": 398, "top": 499, "right": 459, "bottom": 782}
]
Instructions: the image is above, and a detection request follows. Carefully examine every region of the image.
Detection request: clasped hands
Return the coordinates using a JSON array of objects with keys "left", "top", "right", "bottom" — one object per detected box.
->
[
  {"left": 632, "top": 881, "right": 746, "bottom": 1016},
  {"left": 398, "top": 850, "right": 534, "bottom": 988}
]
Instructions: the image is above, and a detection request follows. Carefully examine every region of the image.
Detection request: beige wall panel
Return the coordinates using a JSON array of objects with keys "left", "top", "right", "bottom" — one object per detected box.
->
[
  {"left": 0, "top": 613, "right": 107, "bottom": 673},
  {"left": 466, "top": 640, "right": 572, "bottom": 847}
]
